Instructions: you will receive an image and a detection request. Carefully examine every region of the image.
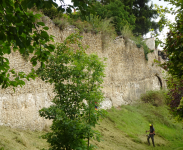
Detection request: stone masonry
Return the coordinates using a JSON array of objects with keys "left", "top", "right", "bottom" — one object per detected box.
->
[{"left": 0, "top": 16, "right": 166, "bottom": 130}]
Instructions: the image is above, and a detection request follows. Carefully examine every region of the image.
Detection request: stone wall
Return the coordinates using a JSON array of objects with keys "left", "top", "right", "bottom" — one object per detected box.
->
[{"left": 0, "top": 16, "right": 166, "bottom": 130}]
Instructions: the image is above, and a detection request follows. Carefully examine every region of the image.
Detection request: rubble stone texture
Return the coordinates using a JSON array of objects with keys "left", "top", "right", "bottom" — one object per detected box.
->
[{"left": 0, "top": 16, "right": 166, "bottom": 130}]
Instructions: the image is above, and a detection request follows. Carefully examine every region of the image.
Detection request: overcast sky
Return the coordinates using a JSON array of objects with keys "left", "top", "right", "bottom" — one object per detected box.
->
[{"left": 56, "top": 0, "right": 176, "bottom": 49}]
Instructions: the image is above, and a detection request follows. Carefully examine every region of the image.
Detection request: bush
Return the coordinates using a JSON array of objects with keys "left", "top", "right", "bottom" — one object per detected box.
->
[
  {"left": 121, "top": 25, "right": 134, "bottom": 41},
  {"left": 69, "top": 18, "right": 93, "bottom": 33},
  {"left": 166, "top": 76, "right": 183, "bottom": 120},
  {"left": 42, "top": 7, "right": 62, "bottom": 19},
  {"left": 140, "top": 90, "right": 167, "bottom": 107},
  {"left": 53, "top": 17, "right": 69, "bottom": 30}
]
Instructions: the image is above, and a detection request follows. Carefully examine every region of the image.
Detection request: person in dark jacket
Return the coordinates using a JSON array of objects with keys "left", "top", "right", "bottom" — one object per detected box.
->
[{"left": 146, "top": 124, "right": 155, "bottom": 147}]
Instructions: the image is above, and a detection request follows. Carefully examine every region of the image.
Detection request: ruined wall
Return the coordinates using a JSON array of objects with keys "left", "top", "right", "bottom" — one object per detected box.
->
[{"left": 0, "top": 16, "right": 166, "bottom": 130}]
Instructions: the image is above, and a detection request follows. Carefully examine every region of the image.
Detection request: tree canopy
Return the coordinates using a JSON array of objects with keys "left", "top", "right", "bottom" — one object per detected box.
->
[
  {"left": 156, "top": 0, "right": 183, "bottom": 120},
  {"left": 91, "top": 0, "right": 160, "bottom": 35},
  {"left": 86, "top": 0, "right": 136, "bottom": 35},
  {"left": 132, "top": 0, "right": 159, "bottom": 35}
]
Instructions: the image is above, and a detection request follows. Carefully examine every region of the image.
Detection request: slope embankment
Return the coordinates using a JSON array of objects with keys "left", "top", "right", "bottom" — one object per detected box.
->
[{"left": 0, "top": 98, "right": 183, "bottom": 150}]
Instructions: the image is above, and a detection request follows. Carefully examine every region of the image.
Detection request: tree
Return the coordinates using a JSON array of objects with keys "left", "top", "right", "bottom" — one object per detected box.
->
[
  {"left": 95, "top": 0, "right": 160, "bottom": 36},
  {"left": 0, "top": 0, "right": 96, "bottom": 89},
  {"left": 89, "top": 0, "right": 136, "bottom": 35},
  {"left": 155, "top": 0, "right": 183, "bottom": 120},
  {"left": 38, "top": 32, "right": 106, "bottom": 150},
  {"left": 131, "top": 0, "right": 160, "bottom": 35}
]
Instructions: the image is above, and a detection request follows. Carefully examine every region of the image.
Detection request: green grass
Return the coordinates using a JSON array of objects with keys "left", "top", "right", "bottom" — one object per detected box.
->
[
  {"left": 92, "top": 103, "right": 183, "bottom": 150},
  {"left": 0, "top": 103, "right": 182, "bottom": 150}
]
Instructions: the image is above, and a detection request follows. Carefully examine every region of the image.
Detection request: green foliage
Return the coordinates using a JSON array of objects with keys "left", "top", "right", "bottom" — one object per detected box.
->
[
  {"left": 53, "top": 17, "right": 69, "bottom": 31},
  {"left": 0, "top": 0, "right": 56, "bottom": 88},
  {"left": 165, "top": 76, "right": 183, "bottom": 121},
  {"left": 155, "top": 38, "right": 161, "bottom": 49},
  {"left": 132, "top": 0, "right": 159, "bottom": 36},
  {"left": 140, "top": 90, "right": 168, "bottom": 107},
  {"left": 85, "top": 14, "right": 116, "bottom": 48},
  {"left": 137, "top": 40, "right": 152, "bottom": 61},
  {"left": 91, "top": 0, "right": 160, "bottom": 36},
  {"left": 0, "top": 0, "right": 96, "bottom": 89},
  {"left": 155, "top": 0, "right": 183, "bottom": 78},
  {"left": 68, "top": 13, "right": 116, "bottom": 49},
  {"left": 69, "top": 13, "right": 116, "bottom": 37},
  {"left": 42, "top": 6, "right": 63, "bottom": 19},
  {"left": 121, "top": 25, "right": 134, "bottom": 41},
  {"left": 163, "top": 22, "right": 183, "bottom": 78},
  {"left": 155, "top": 0, "right": 183, "bottom": 120},
  {"left": 90, "top": 1, "right": 136, "bottom": 35},
  {"left": 38, "top": 33, "right": 106, "bottom": 150}
]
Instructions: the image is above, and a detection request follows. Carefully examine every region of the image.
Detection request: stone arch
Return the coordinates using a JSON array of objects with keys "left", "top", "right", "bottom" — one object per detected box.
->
[{"left": 155, "top": 75, "right": 162, "bottom": 89}]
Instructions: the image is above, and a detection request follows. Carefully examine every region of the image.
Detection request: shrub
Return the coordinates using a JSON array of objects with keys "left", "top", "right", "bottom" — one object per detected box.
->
[
  {"left": 166, "top": 76, "right": 183, "bottom": 120},
  {"left": 42, "top": 7, "right": 62, "bottom": 19},
  {"left": 70, "top": 19, "right": 93, "bottom": 33},
  {"left": 140, "top": 90, "right": 167, "bottom": 107},
  {"left": 121, "top": 25, "right": 134, "bottom": 41},
  {"left": 53, "top": 17, "right": 69, "bottom": 30}
]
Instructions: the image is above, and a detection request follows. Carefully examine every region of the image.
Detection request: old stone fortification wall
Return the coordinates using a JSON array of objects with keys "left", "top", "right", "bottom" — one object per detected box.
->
[{"left": 0, "top": 16, "right": 166, "bottom": 130}]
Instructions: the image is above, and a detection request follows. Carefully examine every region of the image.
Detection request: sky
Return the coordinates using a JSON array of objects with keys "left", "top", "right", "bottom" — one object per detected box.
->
[{"left": 56, "top": 0, "right": 176, "bottom": 50}]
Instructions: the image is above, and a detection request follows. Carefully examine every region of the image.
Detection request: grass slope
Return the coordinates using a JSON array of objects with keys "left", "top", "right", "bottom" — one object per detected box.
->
[
  {"left": 92, "top": 103, "right": 183, "bottom": 150},
  {"left": 0, "top": 126, "right": 49, "bottom": 150},
  {"left": 0, "top": 103, "right": 183, "bottom": 150}
]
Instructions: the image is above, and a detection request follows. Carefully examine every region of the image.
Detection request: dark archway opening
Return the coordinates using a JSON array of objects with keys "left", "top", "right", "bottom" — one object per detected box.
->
[{"left": 155, "top": 75, "right": 162, "bottom": 89}]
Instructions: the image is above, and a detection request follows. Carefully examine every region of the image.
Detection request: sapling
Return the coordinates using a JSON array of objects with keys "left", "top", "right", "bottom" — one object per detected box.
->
[{"left": 38, "top": 32, "right": 107, "bottom": 150}]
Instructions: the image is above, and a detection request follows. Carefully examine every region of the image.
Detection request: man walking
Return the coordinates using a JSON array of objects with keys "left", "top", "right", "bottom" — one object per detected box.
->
[{"left": 146, "top": 124, "right": 155, "bottom": 147}]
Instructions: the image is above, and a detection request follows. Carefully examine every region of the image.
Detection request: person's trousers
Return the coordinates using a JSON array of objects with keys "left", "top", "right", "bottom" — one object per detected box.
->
[{"left": 147, "top": 134, "right": 155, "bottom": 147}]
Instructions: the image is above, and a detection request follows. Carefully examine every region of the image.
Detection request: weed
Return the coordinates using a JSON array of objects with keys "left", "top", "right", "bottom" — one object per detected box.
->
[
  {"left": 53, "top": 17, "right": 69, "bottom": 31},
  {"left": 121, "top": 25, "right": 134, "bottom": 42}
]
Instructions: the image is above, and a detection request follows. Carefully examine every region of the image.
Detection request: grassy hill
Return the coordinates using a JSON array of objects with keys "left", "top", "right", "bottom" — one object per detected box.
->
[
  {"left": 92, "top": 103, "right": 183, "bottom": 150},
  {"left": 0, "top": 92, "right": 183, "bottom": 150}
]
